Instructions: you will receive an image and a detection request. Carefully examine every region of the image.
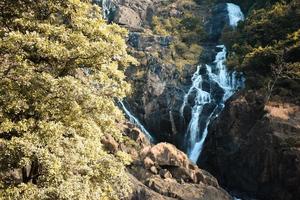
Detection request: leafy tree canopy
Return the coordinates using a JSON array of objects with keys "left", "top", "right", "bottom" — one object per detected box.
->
[
  {"left": 222, "top": 0, "right": 300, "bottom": 101},
  {"left": 0, "top": 0, "right": 136, "bottom": 199}
]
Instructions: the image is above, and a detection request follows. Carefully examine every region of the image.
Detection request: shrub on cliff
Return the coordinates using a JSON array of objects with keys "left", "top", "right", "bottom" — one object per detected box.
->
[
  {"left": 222, "top": 0, "right": 300, "bottom": 101},
  {"left": 0, "top": 0, "right": 135, "bottom": 199},
  {"left": 151, "top": 0, "right": 206, "bottom": 71},
  {"left": 202, "top": 0, "right": 292, "bottom": 13}
]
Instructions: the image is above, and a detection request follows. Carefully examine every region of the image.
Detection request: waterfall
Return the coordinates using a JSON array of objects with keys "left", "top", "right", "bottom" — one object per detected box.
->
[
  {"left": 180, "top": 66, "right": 211, "bottom": 116},
  {"left": 181, "top": 65, "right": 211, "bottom": 159},
  {"left": 119, "top": 101, "right": 154, "bottom": 142},
  {"left": 101, "top": 0, "right": 111, "bottom": 20},
  {"left": 181, "top": 3, "right": 245, "bottom": 163},
  {"left": 93, "top": 0, "right": 115, "bottom": 21},
  {"left": 227, "top": 3, "right": 245, "bottom": 27}
]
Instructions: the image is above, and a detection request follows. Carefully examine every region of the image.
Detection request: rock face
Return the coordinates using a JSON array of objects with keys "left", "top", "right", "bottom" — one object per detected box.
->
[
  {"left": 200, "top": 91, "right": 300, "bottom": 200},
  {"left": 114, "top": 6, "right": 142, "bottom": 27},
  {"left": 123, "top": 1, "right": 217, "bottom": 148},
  {"left": 94, "top": 0, "right": 156, "bottom": 28},
  {"left": 205, "top": 3, "right": 228, "bottom": 41},
  {"left": 92, "top": 0, "right": 216, "bottom": 148},
  {"left": 124, "top": 2, "right": 231, "bottom": 147},
  {"left": 121, "top": 124, "right": 233, "bottom": 200},
  {"left": 95, "top": 1, "right": 300, "bottom": 200},
  {"left": 94, "top": 1, "right": 228, "bottom": 148}
]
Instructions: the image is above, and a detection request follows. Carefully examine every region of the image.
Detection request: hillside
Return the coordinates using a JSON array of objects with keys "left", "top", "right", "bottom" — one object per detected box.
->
[{"left": 0, "top": 0, "right": 299, "bottom": 200}]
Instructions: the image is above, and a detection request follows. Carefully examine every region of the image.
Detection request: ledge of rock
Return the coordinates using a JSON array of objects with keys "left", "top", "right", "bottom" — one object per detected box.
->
[{"left": 121, "top": 125, "right": 232, "bottom": 200}]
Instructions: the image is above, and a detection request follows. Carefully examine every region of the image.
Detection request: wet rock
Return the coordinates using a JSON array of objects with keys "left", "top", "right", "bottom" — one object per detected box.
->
[{"left": 205, "top": 3, "right": 228, "bottom": 41}]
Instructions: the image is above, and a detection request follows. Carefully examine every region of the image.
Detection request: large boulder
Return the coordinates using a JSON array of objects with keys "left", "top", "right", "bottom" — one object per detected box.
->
[
  {"left": 141, "top": 143, "right": 190, "bottom": 168},
  {"left": 114, "top": 6, "right": 141, "bottom": 27},
  {"left": 200, "top": 91, "right": 300, "bottom": 200},
  {"left": 127, "top": 142, "right": 232, "bottom": 200}
]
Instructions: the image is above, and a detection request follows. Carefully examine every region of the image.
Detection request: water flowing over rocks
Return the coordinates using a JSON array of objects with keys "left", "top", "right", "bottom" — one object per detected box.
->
[
  {"left": 94, "top": 1, "right": 300, "bottom": 199},
  {"left": 119, "top": 1, "right": 245, "bottom": 150},
  {"left": 181, "top": 44, "right": 244, "bottom": 163},
  {"left": 93, "top": 0, "right": 209, "bottom": 148},
  {"left": 119, "top": 101, "right": 154, "bottom": 142},
  {"left": 180, "top": 3, "right": 245, "bottom": 163}
]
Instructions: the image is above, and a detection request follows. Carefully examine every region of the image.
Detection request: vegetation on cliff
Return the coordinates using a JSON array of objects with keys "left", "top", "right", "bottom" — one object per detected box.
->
[
  {"left": 0, "top": 0, "right": 135, "bottom": 199},
  {"left": 222, "top": 0, "right": 300, "bottom": 102},
  {"left": 151, "top": 0, "right": 208, "bottom": 71},
  {"left": 204, "top": 0, "right": 292, "bottom": 13}
]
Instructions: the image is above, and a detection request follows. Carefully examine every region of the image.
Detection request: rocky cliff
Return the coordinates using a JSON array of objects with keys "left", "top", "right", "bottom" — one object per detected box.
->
[
  {"left": 95, "top": 1, "right": 300, "bottom": 200},
  {"left": 94, "top": 0, "right": 183, "bottom": 147},
  {"left": 200, "top": 91, "right": 300, "bottom": 200},
  {"left": 102, "top": 122, "right": 234, "bottom": 200},
  {"left": 94, "top": 0, "right": 230, "bottom": 149}
]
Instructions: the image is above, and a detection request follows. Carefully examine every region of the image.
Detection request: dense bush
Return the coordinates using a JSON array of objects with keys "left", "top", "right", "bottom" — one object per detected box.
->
[
  {"left": 222, "top": 0, "right": 300, "bottom": 101},
  {"left": 0, "top": 0, "right": 135, "bottom": 199}
]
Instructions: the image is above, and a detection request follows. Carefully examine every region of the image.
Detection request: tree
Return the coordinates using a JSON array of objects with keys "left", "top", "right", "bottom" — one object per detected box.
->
[
  {"left": 0, "top": 0, "right": 136, "bottom": 199},
  {"left": 223, "top": 0, "right": 300, "bottom": 100}
]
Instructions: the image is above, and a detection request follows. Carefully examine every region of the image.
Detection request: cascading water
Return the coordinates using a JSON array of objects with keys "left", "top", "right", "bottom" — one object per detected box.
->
[
  {"left": 181, "top": 3, "right": 245, "bottom": 163},
  {"left": 101, "top": 0, "right": 111, "bottom": 20},
  {"left": 181, "top": 65, "right": 212, "bottom": 160},
  {"left": 227, "top": 3, "right": 245, "bottom": 26},
  {"left": 119, "top": 101, "right": 154, "bottom": 142},
  {"left": 93, "top": 0, "right": 116, "bottom": 22}
]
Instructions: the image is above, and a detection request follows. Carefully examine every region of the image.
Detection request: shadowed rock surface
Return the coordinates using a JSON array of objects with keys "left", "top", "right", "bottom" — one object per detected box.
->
[{"left": 200, "top": 91, "right": 300, "bottom": 200}]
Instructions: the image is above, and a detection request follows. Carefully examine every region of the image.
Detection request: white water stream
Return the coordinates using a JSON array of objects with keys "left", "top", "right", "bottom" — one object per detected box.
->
[
  {"left": 101, "top": 0, "right": 110, "bottom": 20},
  {"left": 227, "top": 3, "right": 245, "bottom": 26},
  {"left": 117, "top": 3, "right": 244, "bottom": 163},
  {"left": 182, "top": 3, "right": 245, "bottom": 163},
  {"left": 119, "top": 101, "right": 154, "bottom": 142},
  {"left": 94, "top": 0, "right": 115, "bottom": 21}
]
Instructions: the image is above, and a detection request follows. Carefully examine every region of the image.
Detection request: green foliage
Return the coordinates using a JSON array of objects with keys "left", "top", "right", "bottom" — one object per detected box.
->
[
  {"left": 202, "top": 0, "right": 291, "bottom": 13},
  {"left": 242, "top": 46, "right": 280, "bottom": 74},
  {"left": 151, "top": 0, "right": 206, "bottom": 71},
  {"left": 0, "top": 0, "right": 136, "bottom": 199},
  {"left": 222, "top": 0, "right": 300, "bottom": 100}
]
